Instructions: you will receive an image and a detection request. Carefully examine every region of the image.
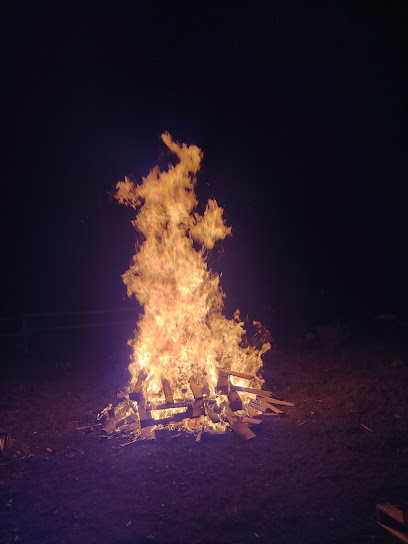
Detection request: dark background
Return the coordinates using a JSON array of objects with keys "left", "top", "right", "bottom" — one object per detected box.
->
[{"left": 1, "top": 1, "right": 407, "bottom": 338}]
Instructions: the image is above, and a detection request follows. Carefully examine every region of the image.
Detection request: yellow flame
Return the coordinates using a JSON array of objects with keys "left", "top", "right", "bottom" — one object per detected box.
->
[{"left": 115, "top": 132, "right": 270, "bottom": 425}]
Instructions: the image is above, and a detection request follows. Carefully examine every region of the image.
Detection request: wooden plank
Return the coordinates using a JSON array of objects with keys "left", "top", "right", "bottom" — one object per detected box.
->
[
  {"left": 267, "top": 397, "right": 295, "bottom": 407},
  {"left": 376, "top": 504, "right": 406, "bottom": 527},
  {"left": 378, "top": 524, "right": 408, "bottom": 544},
  {"left": 228, "top": 390, "right": 243, "bottom": 411},
  {"left": 140, "top": 407, "right": 193, "bottom": 428},
  {"left": 76, "top": 425, "right": 100, "bottom": 430},
  {"left": 189, "top": 378, "right": 203, "bottom": 400},
  {"left": 264, "top": 403, "right": 284, "bottom": 414},
  {"left": 252, "top": 412, "right": 281, "bottom": 417},
  {"left": 248, "top": 401, "right": 261, "bottom": 411},
  {"left": 217, "top": 368, "right": 255, "bottom": 380},
  {"left": 192, "top": 399, "right": 204, "bottom": 418},
  {"left": 174, "top": 407, "right": 192, "bottom": 422},
  {"left": 153, "top": 401, "right": 190, "bottom": 410},
  {"left": 215, "top": 373, "right": 229, "bottom": 394},
  {"left": 132, "top": 369, "right": 147, "bottom": 393},
  {"left": 140, "top": 417, "right": 168, "bottom": 428},
  {"left": 247, "top": 405, "right": 261, "bottom": 417},
  {"left": 222, "top": 403, "right": 256, "bottom": 440},
  {"left": 249, "top": 401, "right": 281, "bottom": 415},
  {"left": 254, "top": 397, "right": 284, "bottom": 414},
  {"left": 161, "top": 377, "right": 174, "bottom": 404},
  {"left": 129, "top": 369, "right": 148, "bottom": 401},
  {"left": 241, "top": 416, "right": 262, "bottom": 425},
  {"left": 138, "top": 401, "right": 152, "bottom": 422},
  {"left": 200, "top": 382, "right": 210, "bottom": 397},
  {"left": 231, "top": 386, "right": 273, "bottom": 397}
]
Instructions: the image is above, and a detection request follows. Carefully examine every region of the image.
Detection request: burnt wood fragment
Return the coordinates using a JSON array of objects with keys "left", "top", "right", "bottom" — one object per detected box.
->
[
  {"left": 228, "top": 390, "right": 243, "bottom": 411},
  {"left": 189, "top": 378, "right": 203, "bottom": 400},
  {"left": 216, "top": 373, "right": 229, "bottom": 394},
  {"left": 161, "top": 377, "right": 174, "bottom": 404}
]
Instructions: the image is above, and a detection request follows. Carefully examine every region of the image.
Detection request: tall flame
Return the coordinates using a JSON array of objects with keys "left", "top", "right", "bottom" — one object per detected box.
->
[{"left": 115, "top": 132, "right": 270, "bottom": 414}]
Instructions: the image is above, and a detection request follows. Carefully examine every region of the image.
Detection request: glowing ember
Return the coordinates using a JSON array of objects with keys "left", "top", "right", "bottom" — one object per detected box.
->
[{"left": 107, "top": 132, "right": 272, "bottom": 439}]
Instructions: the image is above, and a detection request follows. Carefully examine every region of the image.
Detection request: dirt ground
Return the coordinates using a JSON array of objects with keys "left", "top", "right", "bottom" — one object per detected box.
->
[{"left": 1, "top": 325, "right": 408, "bottom": 544}]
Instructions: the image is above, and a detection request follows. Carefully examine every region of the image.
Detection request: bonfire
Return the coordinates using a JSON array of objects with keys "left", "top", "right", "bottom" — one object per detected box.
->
[{"left": 99, "top": 133, "right": 293, "bottom": 444}]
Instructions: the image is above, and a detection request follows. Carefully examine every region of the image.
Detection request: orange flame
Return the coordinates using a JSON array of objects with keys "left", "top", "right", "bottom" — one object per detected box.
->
[{"left": 115, "top": 132, "right": 270, "bottom": 423}]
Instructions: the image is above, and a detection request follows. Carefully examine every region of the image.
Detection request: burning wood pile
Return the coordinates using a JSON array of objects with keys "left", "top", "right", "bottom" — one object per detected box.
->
[
  {"left": 98, "top": 132, "right": 294, "bottom": 444},
  {"left": 98, "top": 367, "right": 294, "bottom": 445}
]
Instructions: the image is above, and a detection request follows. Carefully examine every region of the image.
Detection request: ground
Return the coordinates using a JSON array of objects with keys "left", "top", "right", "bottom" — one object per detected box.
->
[{"left": 1, "top": 324, "right": 408, "bottom": 544}]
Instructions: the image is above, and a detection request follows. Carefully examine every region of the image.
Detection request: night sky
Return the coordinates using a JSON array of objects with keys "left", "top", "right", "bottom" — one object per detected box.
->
[{"left": 1, "top": 2, "right": 407, "bottom": 335}]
